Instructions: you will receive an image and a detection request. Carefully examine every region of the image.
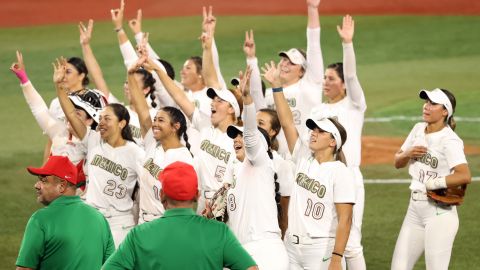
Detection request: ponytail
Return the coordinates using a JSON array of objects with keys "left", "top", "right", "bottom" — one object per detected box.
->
[
  {"left": 183, "top": 132, "right": 193, "bottom": 157},
  {"left": 440, "top": 89, "right": 457, "bottom": 131},
  {"left": 448, "top": 116, "right": 456, "bottom": 131},
  {"left": 161, "top": 106, "right": 191, "bottom": 155}
]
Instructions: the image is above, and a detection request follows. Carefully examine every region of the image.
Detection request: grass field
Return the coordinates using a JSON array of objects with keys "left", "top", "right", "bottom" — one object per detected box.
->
[{"left": 0, "top": 15, "right": 479, "bottom": 269}]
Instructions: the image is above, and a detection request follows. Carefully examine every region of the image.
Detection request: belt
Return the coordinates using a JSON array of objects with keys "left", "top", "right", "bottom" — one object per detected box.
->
[
  {"left": 287, "top": 233, "right": 331, "bottom": 245},
  {"left": 411, "top": 190, "right": 428, "bottom": 201}
]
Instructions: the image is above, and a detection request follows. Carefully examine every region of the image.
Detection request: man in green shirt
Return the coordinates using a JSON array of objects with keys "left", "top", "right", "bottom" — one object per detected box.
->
[
  {"left": 103, "top": 161, "right": 258, "bottom": 270},
  {"left": 16, "top": 156, "right": 115, "bottom": 270}
]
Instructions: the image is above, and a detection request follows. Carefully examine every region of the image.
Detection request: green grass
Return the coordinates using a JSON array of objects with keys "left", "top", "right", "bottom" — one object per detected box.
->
[{"left": 0, "top": 15, "right": 479, "bottom": 269}]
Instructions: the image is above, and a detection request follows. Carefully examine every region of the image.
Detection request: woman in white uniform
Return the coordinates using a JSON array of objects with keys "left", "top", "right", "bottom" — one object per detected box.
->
[
  {"left": 221, "top": 68, "right": 289, "bottom": 270},
  {"left": 54, "top": 58, "right": 144, "bottom": 248},
  {"left": 263, "top": 63, "right": 356, "bottom": 270},
  {"left": 127, "top": 55, "right": 194, "bottom": 223},
  {"left": 391, "top": 88, "right": 471, "bottom": 270}
]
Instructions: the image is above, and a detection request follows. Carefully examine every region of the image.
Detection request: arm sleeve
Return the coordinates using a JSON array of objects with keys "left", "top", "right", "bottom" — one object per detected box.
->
[
  {"left": 134, "top": 32, "right": 161, "bottom": 60},
  {"left": 333, "top": 165, "right": 356, "bottom": 203},
  {"left": 21, "top": 81, "right": 63, "bottom": 139},
  {"left": 343, "top": 42, "right": 367, "bottom": 112},
  {"left": 102, "top": 229, "right": 136, "bottom": 270},
  {"left": 119, "top": 40, "right": 139, "bottom": 70},
  {"left": 16, "top": 216, "right": 44, "bottom": 268},
  {"left": 222, "top": 226, "right": 257, "bottom": 270},
  {"left": 243, "top": 103, "right": 268, "bottom": 165},
  {"left": 291, "top": 137, "right": 310, "bottom": 165},
  {"left": 304, "top": 27, "right": 324, "bottom": 85},
  {"left": 212, "top": 38, "right": 227, "bottom": 90},
  {"left": 246, "top": 57, "right": 267, "bottom": 111}
]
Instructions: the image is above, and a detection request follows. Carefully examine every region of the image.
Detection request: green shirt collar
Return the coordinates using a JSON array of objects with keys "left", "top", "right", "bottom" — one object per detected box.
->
[
  {"left": 49, "top": 195, "right": 81, "bottom": 206},
  {"left": 162, "top": 208, "right": 196, "bottom": 218}
]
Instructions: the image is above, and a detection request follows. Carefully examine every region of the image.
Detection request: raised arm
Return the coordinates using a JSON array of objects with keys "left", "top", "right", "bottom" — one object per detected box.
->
[
  {"left": 111, "top": 0, "right": 138, "bottom": 69},
  {"left": 79, "top": 20, "right": 111, "bottom": 99},
  {"left": 337, "top": 15, "right": 366, "bottom": 111},
  {"left": 10, "top": 51, "right": 59, "bottom": 138},
  {"left": 244, "top": 30, "right": 266, "bottom": 111},
  {"left": 201, "top": 27, "right": 221, "bottom": 90},
  {"left": 202, "top": 6, "right": 227, "bottom": 90},
  {"left": 262, "top": 62, "right": 298, "bottom": 153},
  {"left": 304, "top": 0, "right": 324, "bottom": 85},
  {"left": 54, "top": 57, "right": 87, "bottom": 139},
  {"left": 131, "top": 9, "right": 161, "bottom": 61},
  {"left": 127, "top": 47, "right": 152, "bottom": 137}
]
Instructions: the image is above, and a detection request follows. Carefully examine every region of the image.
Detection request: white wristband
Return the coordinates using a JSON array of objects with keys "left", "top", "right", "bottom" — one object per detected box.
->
[{"left": 425, "top": 176, "right": 447, "bottom": 190}]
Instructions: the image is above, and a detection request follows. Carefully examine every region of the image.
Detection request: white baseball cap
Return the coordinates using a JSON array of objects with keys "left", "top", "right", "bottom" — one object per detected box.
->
[
  {"left": 207, "top": 88, "right": 241, "bottom": 118},
  {"left": 419, "top": 88, "right": 453, "bottom": 119},
  {"left": 226, "top": 125, "right": 244, "bottom": 139},
  {"left": 279, "top": 48, "right": 307, "bottom": 69},
  {"left": 306, "top": 118, "right": 343, "bottom": 151}
]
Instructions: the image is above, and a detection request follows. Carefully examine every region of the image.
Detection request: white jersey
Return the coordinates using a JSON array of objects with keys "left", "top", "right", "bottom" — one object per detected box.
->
[
  {"left": 139, "top": 128, "right": 194, "bottom": 218},
  {"left": 126, "top": 106, "right": 157, "bottom": 146},
  {"left": 21, "top": 81, "right": 87, "bottom": 164},
  {"left": 401, "top": 122, "right": 467, "bottom": 192},
  {"left": 191, "top": 108, "right": 235, "bottom": 193},
  {"left": 272, "top": 151, "right": 295, "bottom": 197},
  {"left": 81, "top": 130, "right": 145, "bottom": 212},
  {"left": 224, "top": 104, "right": 281, "bottom": 244},
  {"left": 309, "top": 42, "right": 366, "bottom": 168},
  {"left": 288, "top": 138, "right": 356, "bottom": 238}
]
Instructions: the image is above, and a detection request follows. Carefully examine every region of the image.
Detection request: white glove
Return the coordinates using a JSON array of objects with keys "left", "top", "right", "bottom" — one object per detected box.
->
[{"left": 424, "top": 176, "right": 447, "bottom": 190}]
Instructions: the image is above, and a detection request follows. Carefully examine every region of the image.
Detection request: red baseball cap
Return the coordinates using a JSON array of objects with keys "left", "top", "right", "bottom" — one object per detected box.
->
[
  {"left": 27, "top": 156, "right": 78, "bottom": 185},
  {"left": 158, "top": 161, "right": 198, "bottom": 201}
]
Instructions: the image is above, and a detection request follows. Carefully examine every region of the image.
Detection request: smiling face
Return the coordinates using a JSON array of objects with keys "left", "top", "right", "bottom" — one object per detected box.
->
[
  {"left": 422, "top": 99, "right": 448, "bottom": 124},
  {"left": 256, "top": 111, "right": 278, "bottom": 140},
  {"left": 232, "top": 133, "right": 245, "bottom": 162},
  {"left": 34, "top": 175, "right": 63, "bottom": 205},
  {"left": 210, "top": 96, "right": 235, "bottom": 127},
  {"left": 63, "top": 63, "right": 86, "bottom": 92},
  {"left": 152, "top": 109, "right": 179, "bottom": 142},
  {"left": 98, "top": 106, "right": 124, "bottom": 141},
  {"left": 323, "top": 68, "right": 345, "bottom": 102},
  {"left": 279, "top": 57, "right": 304, "bottom": 86},
  {"left": 180, "top": 59, "right": 203, "bottom": 89}
]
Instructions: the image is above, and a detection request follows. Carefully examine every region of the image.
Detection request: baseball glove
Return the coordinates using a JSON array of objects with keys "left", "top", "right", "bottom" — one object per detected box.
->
[
  {"left": 427, "top": 184, "right": 467, "bottom": 206},
  {"left": 208, "top": 185, "right": 229, "bottom": 222}
]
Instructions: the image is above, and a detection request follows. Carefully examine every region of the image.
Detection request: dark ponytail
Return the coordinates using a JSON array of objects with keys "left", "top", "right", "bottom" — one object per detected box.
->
[
  {"left": 108, "top": 103, "right": 135, "bottom": 143},
  {"left": 134, "top": 69, "right": 157, "bottom": 109},
  {"left": 161, "top": 106, "right": 192, "bottom": 156},
  {"left": 440, "top": 88, "right": 457, "bottom": 131}
]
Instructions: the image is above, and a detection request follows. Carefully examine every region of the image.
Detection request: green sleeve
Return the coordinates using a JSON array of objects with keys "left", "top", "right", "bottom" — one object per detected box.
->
[
  {"left": 102, "top": 228, "right": 136, "bottom": 270},
  {"left": 103, "top": 219, "right": 116, "bottom": 263},
  {"left": 16, "top": 215, "right": 45, "bottom": 268},
  {"left": 222, "top": 226, "right": 257, "bottom": 270}
]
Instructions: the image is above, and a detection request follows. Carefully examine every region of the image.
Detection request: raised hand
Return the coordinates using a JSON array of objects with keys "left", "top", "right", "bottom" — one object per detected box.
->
[
  {"left": 110, "top": 0, "right": 125, "bottom": 30},
  {"left": 243, "top": 30, "right": 256, "bottom": 59},
  {"left": 202, "top": 6, "right": 216, "bottom": 35},
  {"left": 306, "top": 0, "right": 321, "bottom": 8},
  {"left": 406, "top": 146, "right": 428, "bottom": 160},
  {"left": 128, "top": 9, "right": 142, "bottom": 34},
  {"left": 336, "top": 15, "right": 354, "bottom": 43},
  {"left": 52, "top": 57, "right": 67, "bottom": 84},
  {"left": 10, "top": 50, "right": 30, "bottom": 84},
  {"left": 261, "top": 61, "right": 282, "bottom": 88},
  {"left": 79, "top": 19, "right": 94, "bottom": 45},
  {"left": 129, "top": 33, "right": 149, "bottom": 73},
  {"left": 239, "top": 66, "right": 252, "bottom": 97},
  {"left": 200, "top": 27, "right": 213, "bottom": 50}
]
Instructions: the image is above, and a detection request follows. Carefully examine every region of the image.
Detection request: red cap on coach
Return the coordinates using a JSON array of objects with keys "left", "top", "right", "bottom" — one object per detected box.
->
[
  {"left": 158, "top": 161, "right": 198, "bottom": 201},
  {"left": 27, "top": 156, "right": 78, "bottom": 185}
]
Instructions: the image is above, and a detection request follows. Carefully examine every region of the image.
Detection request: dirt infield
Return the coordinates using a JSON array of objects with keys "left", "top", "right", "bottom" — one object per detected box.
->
[
  {"left": 362, "top": 136, "right": 480, "bottom": 165},
  {"left": 2, "top": 0, "right": 480, "bottom": 27}
]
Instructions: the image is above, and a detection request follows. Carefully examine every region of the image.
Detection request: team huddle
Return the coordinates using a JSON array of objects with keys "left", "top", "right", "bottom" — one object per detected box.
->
[{"left": 11, "top": 0, "right": 472, "bottom": 269}]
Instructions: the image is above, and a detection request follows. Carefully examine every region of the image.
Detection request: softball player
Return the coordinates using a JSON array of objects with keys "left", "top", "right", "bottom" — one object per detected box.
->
[
  {"left": 54, "top": 58, "right": 144, "bottom": 247},
  {"left": 391, "top": 88, "right": 471, "bottom": 270},
  {"left": 221, "top": 69, "right": 289, "bottom": 270},
  {"left": 263, "top": 63, "right": 356, "bottom": 270},
  {"left": 309, "top": 15, "right": 367, "bottom": 269},
  {"left": 126, "top": 59, "right": 194, "bottom": 223}
]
